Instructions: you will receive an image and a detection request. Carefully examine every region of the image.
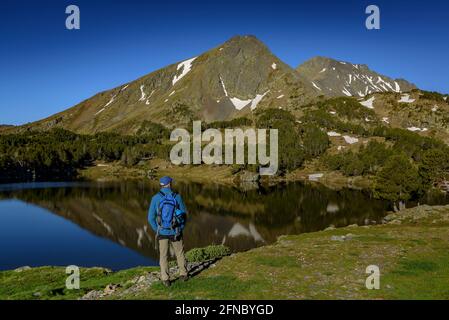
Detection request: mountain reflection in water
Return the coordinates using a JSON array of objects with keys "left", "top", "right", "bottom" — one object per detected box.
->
[{"left": 0, "top": 181, "right": 394, "bottom": 270}]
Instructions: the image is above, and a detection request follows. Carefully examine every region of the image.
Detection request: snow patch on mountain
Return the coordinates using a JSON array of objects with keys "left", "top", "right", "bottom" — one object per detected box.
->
[
  {"left": 230, "top": 97, "right": 252, "bottom": 110},
  {"left": 229, "top": 91, "right": 269, "bottom": 111},
  {"left": 104, "top": 96, "right": 115, "bottom": 108},
  {"left": 144, "top": 90, "right": 156, "bottom": 105},
  {"left": 298, "top": 57, "right": 414, "bottom": 98},
  {"left": 220, "top": 75, "right": 268, "bottom": 110},
  {"left": 342, "top": 87, "right": 352, "bottom": 96},
  {"left": 96, "top": 93, "right": 117, "bottom": 115},
  {"left": 343, "top": 135, "right": 359, "bottom": 144},
  {"left": 139, "top": 85, "right": 146, "bottom": 101},
  {"left": 360, "top": 96, "right": 375, "bottom": 109},
  {"left": 220, "top": 76, "right": 229, "bottom": 97},
  {"left": 250, "top": 91, "right": 269, "bottom": 110},
  {"left": 399, "top": 94, "right": 415, "bottom": 103},
  {"left": 312, "top": 82, "right": 321, "bottom": 91},
  {"left": 407, "top": 127, "right": 428, "bottom": 132},
  {"left": 95, "top": 108, "right": 105, "bottom": 115},
  {"left": 172, "top": 57, "right": 197, "bottom": 86}
]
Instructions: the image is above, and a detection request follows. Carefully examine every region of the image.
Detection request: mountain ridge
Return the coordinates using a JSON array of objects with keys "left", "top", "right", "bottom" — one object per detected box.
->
[
  {"left": 296, "top": 56, "right": 417, "bottom": 97},
  {"left": 10, "top": 35, "right": 422, "bottom": 135}
]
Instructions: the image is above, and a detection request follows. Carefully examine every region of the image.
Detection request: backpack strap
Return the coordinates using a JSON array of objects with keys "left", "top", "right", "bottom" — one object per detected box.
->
[
  {"left": 156, "top": 191, "right": 166, "bottom": 234},
  {"left": 171, "top": 192, "right": 179, "bottom": 209}
]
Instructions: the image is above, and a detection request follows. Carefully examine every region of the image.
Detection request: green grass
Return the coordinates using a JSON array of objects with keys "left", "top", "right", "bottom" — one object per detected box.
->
[
  {"left": 396, "top": 259, "right": 439, "bottom": 273},
  {"left": 0, "top": 266, "right": 157, "bottom": 300},
  {"left": 131, "top": 275, "right": 268, "bottom": 300},
  {"left": 252, "top": 255, "right": 299, "bottom": 268},
  {"left": 381, "top": 253, "right": 449, "bottom": 299}
]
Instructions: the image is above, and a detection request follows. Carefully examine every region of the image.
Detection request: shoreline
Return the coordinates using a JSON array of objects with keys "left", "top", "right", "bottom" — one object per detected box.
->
[
  {"left": 2, "top": 204, "right": 449, "bottom": 299},
  {"left": 77, "top": 159, "right": 373, "bottom": 192}
]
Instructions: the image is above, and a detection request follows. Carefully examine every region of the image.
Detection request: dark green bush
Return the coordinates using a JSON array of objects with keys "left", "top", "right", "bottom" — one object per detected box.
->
[
  {"left": 323, "top": 140, "right": 393, "bottom": 176},
  {"left": 185, "top": 245, "right": 231, "bottom": 263},
  {"left": 373, "top": 153, "right": 423, "bottom": 203},
  {"left": 206, "top": 117, "right": 253, "bottom": 129}
]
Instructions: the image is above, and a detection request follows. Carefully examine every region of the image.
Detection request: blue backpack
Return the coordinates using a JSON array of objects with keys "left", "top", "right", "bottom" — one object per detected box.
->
[{"left": 156, "top": 191, "right": 184, "bottom": 235}]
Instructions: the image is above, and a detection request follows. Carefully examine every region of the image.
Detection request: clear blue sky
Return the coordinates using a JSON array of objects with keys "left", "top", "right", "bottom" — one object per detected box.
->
[{"left": 1, "top": 0, "right": 448, "bottom": 125}]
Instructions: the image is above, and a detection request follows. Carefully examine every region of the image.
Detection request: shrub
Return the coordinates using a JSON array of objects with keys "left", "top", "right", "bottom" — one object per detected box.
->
[
  {"left": 373, "top": 153, "right": 423, "bottom": 204},
  {"left": 323, "top": 141, "right": 393, "bottom": 176},
  {"left": 185, "top": 245, "right": 231, "bottom": 263},
  {"left": 206, "top": 117, "right": 253, "bottom": 129},
  {"left": 301, "top": 124, "right": 329, "bottom": 159},
  {"left": 256, "top": 109, "right": 305, "bottom": 172},
  {"left": 418, "top": 90, "right": 446, "bottom": 103},
  {"left": 418, "top": 148, "right": 449, "bottom": 186}
]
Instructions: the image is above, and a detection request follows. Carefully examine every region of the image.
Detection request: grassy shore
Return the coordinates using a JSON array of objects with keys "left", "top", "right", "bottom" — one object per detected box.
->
[
  {"left": 79, "top": 158, "right": 371, "bottom": 191},
  {"left": 1, "top": 205, "right": 448, "bottom": 300},
  {"left": 79, "top": 159, "right": 236, "bottom": 185}
]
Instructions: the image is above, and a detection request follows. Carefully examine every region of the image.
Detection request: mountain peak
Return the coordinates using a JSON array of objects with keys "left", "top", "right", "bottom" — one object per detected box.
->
[
  {"left": 302, "top": 56, "right": 369, "bottom": 71},
  {"left": 18, "top": 37, "right": 418, "bottom": 135},
  {"left": 224, "top": 34, "right": 263, "bottom": 44},
  {"left": 218, "top": 35, "right": 272, "bottom": 55},
  {"left": 24, "top": 35, "right": 314, "bottom": 134},
  {"left": 297, "top": 56, "right": 416, "bottom": 97}
]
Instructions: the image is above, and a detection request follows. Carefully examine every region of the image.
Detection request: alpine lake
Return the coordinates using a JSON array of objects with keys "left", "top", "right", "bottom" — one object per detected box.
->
[{"left": 1, "top": 180, "right": 448, "bottom": 271}]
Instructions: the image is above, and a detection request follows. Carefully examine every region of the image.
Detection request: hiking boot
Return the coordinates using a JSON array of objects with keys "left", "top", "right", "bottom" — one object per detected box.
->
[
  {"left": 179, "top": 275, "right": 189, "bottom": 282},
  {"left": 162, "top": 280, "right": 171, "bottom": 287}
]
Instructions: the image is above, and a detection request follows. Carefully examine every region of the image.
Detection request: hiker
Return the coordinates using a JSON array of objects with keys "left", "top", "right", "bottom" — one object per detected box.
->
[{"left": 148, "top": 176, "right": 188, "bottom": 287}]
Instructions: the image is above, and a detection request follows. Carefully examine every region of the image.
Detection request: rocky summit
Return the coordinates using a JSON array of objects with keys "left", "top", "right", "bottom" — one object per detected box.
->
[
  {"left": 24, "top": 36, "right": 314, "bottom": 134},
  {"left": 296, "top": 56, "right": 416, "bottom": 98},
  {"left": 15, "top": 36, "right": 421, "bottom": 135}
]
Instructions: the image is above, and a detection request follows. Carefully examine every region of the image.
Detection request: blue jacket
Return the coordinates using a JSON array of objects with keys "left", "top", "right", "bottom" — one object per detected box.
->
[{"left": 148, "top": 187, "right": 187, "bottom": 236}]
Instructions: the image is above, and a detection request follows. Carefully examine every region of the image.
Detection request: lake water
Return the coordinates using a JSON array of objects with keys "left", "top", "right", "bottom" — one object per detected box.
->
[{"left": 0, "top": 181, "right": 446, "bottom": 271}]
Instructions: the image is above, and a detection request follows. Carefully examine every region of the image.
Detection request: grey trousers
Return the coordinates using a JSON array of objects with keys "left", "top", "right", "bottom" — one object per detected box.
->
[{"left": 159, "top": 238, "right": 188, "bottom": 281}]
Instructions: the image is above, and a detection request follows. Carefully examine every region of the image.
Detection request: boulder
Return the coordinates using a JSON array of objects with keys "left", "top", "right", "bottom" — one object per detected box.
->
[
  {"left": 239, "top": 171, "right": 260, "bottom": 182},
  {"left": 14, "top": 266, "right": 31, "bottom": 272}
]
